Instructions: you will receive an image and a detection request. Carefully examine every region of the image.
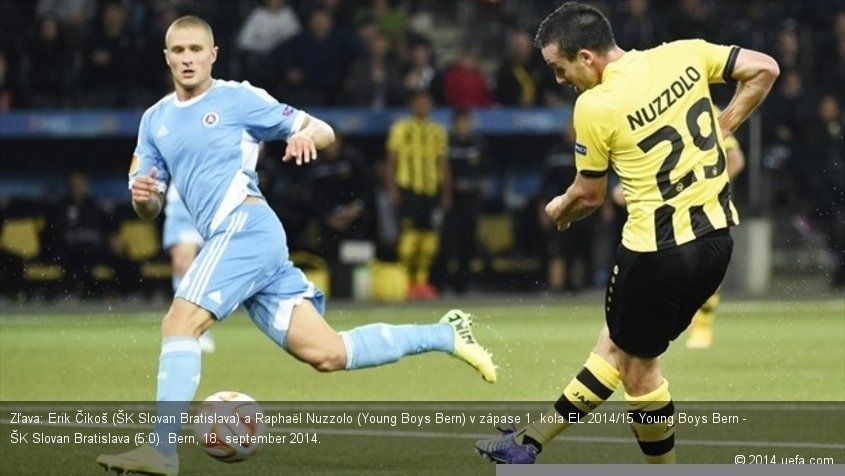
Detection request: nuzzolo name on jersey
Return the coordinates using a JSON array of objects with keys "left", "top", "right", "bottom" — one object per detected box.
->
[{"left": 626, "top": 66, "right": 702, "bottom": 132}]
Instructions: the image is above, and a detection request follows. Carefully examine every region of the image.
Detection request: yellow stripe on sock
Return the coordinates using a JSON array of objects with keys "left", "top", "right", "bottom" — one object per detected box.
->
[
  {"left": 521, "top": 354, "right": 620, "bottom": 448},
  {"left": 626, "top": 379, "right": 676, "bottom": 464}
]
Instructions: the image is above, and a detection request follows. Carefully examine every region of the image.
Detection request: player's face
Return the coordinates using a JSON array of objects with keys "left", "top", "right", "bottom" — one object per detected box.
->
[
  {"left": 541, "top": 43, "right": 598, "bottom": 93},
  {"left": 164, "top": 26, "right": 217, "bottom": 94}
]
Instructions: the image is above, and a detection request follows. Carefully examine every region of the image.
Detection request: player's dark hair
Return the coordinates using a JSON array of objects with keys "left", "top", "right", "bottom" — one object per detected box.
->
[{"left": 534, "top": 2, "right": 615, "bottom": 59}]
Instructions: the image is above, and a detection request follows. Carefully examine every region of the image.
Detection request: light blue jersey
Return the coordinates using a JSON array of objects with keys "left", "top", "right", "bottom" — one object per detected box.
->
[
  {"left": 130, "top": 79, "right": 304, "bottom": 239},
  {"left": 162, "top": 186, "right": 203, "bottom": 250},
  {"left": 128, "top": 79, "right": 321, "bottom": 335}
]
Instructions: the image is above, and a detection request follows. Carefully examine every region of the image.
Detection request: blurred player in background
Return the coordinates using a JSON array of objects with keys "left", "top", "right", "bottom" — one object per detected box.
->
[
  {"left": 475, "top": 1, "right": 778, "bottom": 464},
  {"left": 162, "top": 186, "right": 214, "bottom": 353},
  {"left": 438, "top": 108, "right": 486, "bottom": 295},
  {"left": 385, "top": 89, "right": 452, "bottom": 300},
  {"left": 98, "top": 15, "right": 496, "bottom": 476}
]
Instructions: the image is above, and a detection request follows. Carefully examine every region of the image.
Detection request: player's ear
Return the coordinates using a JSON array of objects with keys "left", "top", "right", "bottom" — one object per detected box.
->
[
  {"left": 578, "top": 49, "right": 594, "bottom": 66},
  {"left": 163, "top": 49, "right": 170, "bottom": 67},
  {"left": 210, "top": 46, "right": 218, "bottom": 64}
]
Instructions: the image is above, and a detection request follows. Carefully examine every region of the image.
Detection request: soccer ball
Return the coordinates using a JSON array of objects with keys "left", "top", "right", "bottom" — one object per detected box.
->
[{"left": 193, "top": 391, "right": 266, "bottom": 463}]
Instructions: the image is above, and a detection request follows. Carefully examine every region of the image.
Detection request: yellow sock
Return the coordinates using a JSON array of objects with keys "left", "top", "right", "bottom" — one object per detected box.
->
[
  {"left": 627, "top": 379, "right": 676, "bottom": 463},
  {"left": 397, "top": 229, "right": 421, "bottom": 284},
  {"left": 519, "top": 353, "right": 621, "bottom": 450},
  {"left": 691, "top": 292, "right": 720, "bottom": 330},
  {"left": 415, "top": 231, "right": 439, "bottom": 284}
]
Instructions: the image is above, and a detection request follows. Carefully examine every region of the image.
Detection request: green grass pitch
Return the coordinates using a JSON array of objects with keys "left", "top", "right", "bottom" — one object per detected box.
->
[{"left": 1, "top": 298, "right": 843, "bottom": 473}]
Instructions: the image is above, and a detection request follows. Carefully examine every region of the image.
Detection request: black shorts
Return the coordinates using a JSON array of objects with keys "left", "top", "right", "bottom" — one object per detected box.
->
[
  {"left": 399, "top": 190, "right": 440, "bottom": 230},
  {"left": 605, "top": 228, "right": 733, "bottom": 357}
]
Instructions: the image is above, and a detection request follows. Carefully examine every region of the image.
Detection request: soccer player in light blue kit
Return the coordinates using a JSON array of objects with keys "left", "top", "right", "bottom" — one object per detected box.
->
[
  {"left": 97, "top": 15, "right": 496, "bottom": 476},
  {"left": 162, "top": 186, "right": 214, "bottom": 353}
]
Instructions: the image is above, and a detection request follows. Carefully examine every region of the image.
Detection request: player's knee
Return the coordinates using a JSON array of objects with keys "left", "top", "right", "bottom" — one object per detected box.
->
[{"left": 161, "top": 303, "right": 214, "bottom": 338}]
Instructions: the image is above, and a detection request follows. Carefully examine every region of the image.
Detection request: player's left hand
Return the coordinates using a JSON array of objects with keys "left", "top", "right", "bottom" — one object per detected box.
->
[
  {"left": 545, "top": 195, "right": 571, "bottom": 232},
  {"left": 283, "top": 132, "right": 318, "bottom": 165}
]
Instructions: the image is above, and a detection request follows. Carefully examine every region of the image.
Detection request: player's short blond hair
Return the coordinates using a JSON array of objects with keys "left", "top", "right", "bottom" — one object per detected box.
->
[{"left": 165, "top": 15, "right": 215, "bottom": 48}]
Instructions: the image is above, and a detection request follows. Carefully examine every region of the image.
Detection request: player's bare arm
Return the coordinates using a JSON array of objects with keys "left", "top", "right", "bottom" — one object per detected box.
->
[
  {"left": 283, "top": 114, "right": 335, "bottom": 165},
  {"left": 131, "top": 167, "right": 163, "bottom": 221},
  {"left": 545, "top": 173, "right": 607, "bottom": 231},
  {"left": 719, "top": 49, "right": 780, "bottom": 136}
]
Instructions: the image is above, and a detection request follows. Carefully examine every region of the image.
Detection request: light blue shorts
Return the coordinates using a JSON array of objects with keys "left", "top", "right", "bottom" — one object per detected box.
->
[
  {"left": 175, "top": 201, "right": 326, "bottom": 349},
  {"left": 162, "top": 198, "right": 203, "bottom": 250}
]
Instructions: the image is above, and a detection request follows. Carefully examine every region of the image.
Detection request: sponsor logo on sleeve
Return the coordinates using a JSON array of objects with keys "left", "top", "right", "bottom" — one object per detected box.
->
[{"left": 574, "top": 142, "right": 588, "bottom": 155}]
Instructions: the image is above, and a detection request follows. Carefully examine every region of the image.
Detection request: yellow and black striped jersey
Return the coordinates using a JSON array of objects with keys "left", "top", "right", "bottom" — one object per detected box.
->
[
  {"left": 574, "top": 39, "right": 741, "bottom": 252},
  {"left": 386, "top": 118, "right": 447, "bottom": 197}
]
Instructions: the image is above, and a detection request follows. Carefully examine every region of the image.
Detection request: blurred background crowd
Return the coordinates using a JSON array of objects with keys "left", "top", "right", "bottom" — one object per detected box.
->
[
  {"left": 0, "top": 0, "right": 842, "bottom": 302},
  {"left": 1, "top": 0, "right": 843, "bottom": 109}
]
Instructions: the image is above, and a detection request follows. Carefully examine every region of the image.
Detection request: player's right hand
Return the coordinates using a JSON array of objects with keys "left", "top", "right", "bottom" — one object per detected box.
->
[{"left": 131, "top": 166, "right": 159, "bottom": 203}]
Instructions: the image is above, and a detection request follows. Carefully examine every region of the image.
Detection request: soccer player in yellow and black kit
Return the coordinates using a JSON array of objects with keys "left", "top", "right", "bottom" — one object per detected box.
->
[
  {"left": 385, "top": 89, "right": 451, "bottom": 299},
  {"left": 475, "top": 2, "right": 778, "bottom": 464},
  {"left": 611, "top": 109, "right": 747, "bottom": 349}
]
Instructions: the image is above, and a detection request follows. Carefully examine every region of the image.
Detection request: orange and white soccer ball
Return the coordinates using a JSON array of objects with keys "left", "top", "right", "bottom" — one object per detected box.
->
[{"left": 193, "top": 391, "right": 266, "bottom": 463}]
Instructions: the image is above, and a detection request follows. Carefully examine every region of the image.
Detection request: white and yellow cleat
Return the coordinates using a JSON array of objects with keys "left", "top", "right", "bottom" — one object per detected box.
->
[
  {"left": 97, "top": 445, "right": 178, "bottom": 476},
  {"left": 440, "top": 309, "right": 497, "bottom": 383}
]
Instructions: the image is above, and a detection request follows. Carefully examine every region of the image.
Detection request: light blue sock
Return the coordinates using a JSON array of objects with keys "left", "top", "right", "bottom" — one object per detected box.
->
[
  {"left": 340, "top": 323, "right": 454, "bottom": 369},
  {"left": 153, "top": 337, "right": 201, "bottom": 457},
  {"left": 172, "top": 275, "right": 183, "bottom": 294}
]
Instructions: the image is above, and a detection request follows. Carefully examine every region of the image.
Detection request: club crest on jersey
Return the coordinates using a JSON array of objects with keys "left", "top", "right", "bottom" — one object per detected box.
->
[
  {"left": 574, "top": 142, "right": 588, "bottom": 155},
  {"left": 202, "top": 111, "right": 220, "bottom": 128}
]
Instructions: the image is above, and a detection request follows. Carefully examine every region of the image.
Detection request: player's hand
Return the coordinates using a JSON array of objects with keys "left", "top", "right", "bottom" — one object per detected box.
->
[
  {"left": 131, "top": 167, "right": 160, "bottom": 203},
  {"left": 611, "top": 183, "right": 626, "bottom": 206},
  {"left": 283, "top": 132, "right": 318, "bottom": 165},
  {"left": 544, "top": 195, "right": 571, "bottom": 232}
]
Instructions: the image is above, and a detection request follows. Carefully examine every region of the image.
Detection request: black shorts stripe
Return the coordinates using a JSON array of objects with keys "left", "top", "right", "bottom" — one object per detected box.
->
[
  {"left": 575, "top": 368, "right": 614, "bottom": 400},
  {"left": 629, "top": 401, "right": 676, "bottom": 423},
  {"left": 637, "top": 435, "right": 676, "bottom": 456},
  {"left": 554, "top": 396, "right": 588, "bottom": 420},
  {"left": 723, "top": 46, "right": 741, "bottom": 82}
]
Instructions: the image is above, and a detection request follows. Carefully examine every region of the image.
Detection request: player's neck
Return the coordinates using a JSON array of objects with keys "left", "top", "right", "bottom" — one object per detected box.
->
[
  {"left": 597, "top": 46, "right": 627, "bottom": 80},
  {"left": 175, "top": 78, "right": 214, "bottom": 102}
]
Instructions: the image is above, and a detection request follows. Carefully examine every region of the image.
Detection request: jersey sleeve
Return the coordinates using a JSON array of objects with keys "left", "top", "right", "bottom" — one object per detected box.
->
[
  {"left": 129, "top": 109, "right": 169, "bottom": 193},
  {"left": 238, "top": 81, "right": 306, "bottom": 141},
  {"left": 572, "top": 95, "right": 612, "bottom": 177},
  {"left": 688, "top": 39, "right": 740, "bottom": 84}
]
